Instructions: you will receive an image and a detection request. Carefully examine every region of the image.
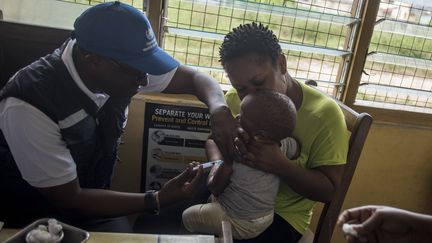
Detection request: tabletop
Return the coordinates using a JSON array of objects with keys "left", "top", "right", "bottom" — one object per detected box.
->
[{"left": 0, "top": 228, "right": 216, "bottom": 243}]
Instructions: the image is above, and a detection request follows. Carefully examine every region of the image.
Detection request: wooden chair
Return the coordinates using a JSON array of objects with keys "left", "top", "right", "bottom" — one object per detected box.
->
[{"left": 299, "top": 86, "right": 373, "bottom": 243}]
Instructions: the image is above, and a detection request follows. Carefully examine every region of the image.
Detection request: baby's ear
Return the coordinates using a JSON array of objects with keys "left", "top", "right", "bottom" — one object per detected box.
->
[{"left": 255, "top": 130, "right": 269, "bottom": 140}]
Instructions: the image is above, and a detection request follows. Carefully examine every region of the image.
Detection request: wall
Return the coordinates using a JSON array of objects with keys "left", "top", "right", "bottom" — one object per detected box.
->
[
  {"left": 331, "top": 122, "right": 432, "bottom": 243},
  {"left": 0, "top": 0, "right": 87, "bottom": 86},
  {"left": 0, "top": 0, "right": 88, "bottom": 30}
]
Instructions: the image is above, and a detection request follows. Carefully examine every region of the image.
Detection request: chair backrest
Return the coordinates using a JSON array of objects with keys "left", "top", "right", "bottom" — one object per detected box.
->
[{"left": 312, "top": 96, "right": 373, "bottom": 243}]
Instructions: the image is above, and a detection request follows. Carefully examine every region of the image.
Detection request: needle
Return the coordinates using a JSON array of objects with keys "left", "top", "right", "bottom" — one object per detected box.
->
[{"left": 192, "top": 160, "right": 223, "bottom": 171}]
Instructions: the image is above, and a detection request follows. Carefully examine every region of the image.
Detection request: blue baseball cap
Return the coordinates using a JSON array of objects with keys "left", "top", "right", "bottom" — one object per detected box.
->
[{"left": 72, "top": 1, "right": 179, "bottom": 75}]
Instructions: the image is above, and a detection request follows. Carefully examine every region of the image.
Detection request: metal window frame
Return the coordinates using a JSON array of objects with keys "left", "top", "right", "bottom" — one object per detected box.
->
[{"left": 342, "top": 0, "right": 432, "bottom": 127}]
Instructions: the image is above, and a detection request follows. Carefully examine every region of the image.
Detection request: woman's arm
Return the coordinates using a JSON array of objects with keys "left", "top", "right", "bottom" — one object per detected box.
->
[{"left": 239, "top": 137, "right": 343, "bottom": 202}]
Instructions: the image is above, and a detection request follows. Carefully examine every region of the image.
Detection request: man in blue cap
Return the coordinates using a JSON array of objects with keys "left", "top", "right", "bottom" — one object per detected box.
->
[{"left": 0, "top": 1, "right": 236, "bottom": 232}]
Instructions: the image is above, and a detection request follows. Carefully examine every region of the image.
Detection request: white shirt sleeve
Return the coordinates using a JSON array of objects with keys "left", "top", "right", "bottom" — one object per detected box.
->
[
  {"left": 0, "top": 97, "right": 77, "bottom": 188},
  {"left": 138, "top": 67, "right": 178, "bottom": 93}
]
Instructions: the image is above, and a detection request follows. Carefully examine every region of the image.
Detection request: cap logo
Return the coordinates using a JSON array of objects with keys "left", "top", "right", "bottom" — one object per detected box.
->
[
  {"left": 142, "top": 29, "right": 157, "bottom": 52},
  {"left": 146, "top": 29, "right": 154, "bottom": 40}
]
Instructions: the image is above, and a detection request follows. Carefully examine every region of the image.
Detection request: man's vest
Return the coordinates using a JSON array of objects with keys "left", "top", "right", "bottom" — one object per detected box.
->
[{"left": 0, "top": 42, "right": 130, "bottom": 226}]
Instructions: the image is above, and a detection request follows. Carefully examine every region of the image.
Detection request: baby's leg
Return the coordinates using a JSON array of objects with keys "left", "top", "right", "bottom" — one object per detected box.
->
[{"left": 182, "top": 202, "right": 227, "bottom": 235}]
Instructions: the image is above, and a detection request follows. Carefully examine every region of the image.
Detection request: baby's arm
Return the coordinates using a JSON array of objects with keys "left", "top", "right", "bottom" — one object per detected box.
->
[{"left": 206, "top": 139, "right": 233, "bottom": 196}]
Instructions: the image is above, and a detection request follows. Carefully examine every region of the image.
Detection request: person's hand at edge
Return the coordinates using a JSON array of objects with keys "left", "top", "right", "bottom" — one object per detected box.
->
[
  {"left": 337, "top": 205, "right": 431, "bottom": 243},
  {"left": 157, "top": 162, "right": 203, "bottom": 207}
]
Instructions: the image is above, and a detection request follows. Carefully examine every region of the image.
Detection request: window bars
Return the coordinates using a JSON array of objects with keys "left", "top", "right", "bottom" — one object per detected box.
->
[
  {"left": 163, "top": 0, "right": 362, "bottom": 98},
  {"left": 358, "top": 0, "right": 432, "bottom": 114},
  {"left": 44, "top": 0, "right": 432, "bottom": 113}
]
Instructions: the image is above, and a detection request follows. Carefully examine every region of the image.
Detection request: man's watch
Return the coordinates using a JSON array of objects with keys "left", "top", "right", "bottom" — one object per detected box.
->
[{"left": 144, "top": 190, "right": 160, "bottom": 215}]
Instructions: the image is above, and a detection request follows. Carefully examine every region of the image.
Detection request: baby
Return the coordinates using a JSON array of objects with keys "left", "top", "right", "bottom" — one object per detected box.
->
[{"left": 182, "top": 90, "right": 299, "bottom": 239}]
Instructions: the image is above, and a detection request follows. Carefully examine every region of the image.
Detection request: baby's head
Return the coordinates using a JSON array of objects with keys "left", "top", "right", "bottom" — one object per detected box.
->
[{"left": 239, "top": 90, "right": 297, "bottom": 142}]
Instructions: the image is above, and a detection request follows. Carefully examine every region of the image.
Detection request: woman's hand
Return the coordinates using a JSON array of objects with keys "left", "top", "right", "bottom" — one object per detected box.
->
[
  {"left": 237, "top": 135, "right": 287, "bottom": 174},
  {"left": 232, "top": 126, "right": 251, "bottom": 161}
]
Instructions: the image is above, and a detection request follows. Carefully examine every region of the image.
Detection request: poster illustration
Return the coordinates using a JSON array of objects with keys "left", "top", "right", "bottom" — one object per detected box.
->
[{"left": 141, "top": 102, "right": 211, "bottom": 191}]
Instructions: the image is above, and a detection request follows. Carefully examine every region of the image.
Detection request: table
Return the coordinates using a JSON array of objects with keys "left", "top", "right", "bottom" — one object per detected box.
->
[{"left": 0, "top": 228, "right": 216, "bottom": 243}]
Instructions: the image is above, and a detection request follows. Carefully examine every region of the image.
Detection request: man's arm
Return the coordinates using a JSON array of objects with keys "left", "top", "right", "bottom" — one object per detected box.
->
[
  {"left": 205, "top": 139, "right": 232, "bottom": 196},
  {"left": 38, "top": 179, "right": 145, "bottom": 217},
  {"left": 0, "top": 99, "right": 203, "bottom": 218},
  {"left": 163, "top": 65, "right": 237, "bottom": 161},
  {"left": 38, "top": 162, "right": 203, "bottom": 218},
  {"left": 163, "top": 65, "right": 226, "bottom": 113}
]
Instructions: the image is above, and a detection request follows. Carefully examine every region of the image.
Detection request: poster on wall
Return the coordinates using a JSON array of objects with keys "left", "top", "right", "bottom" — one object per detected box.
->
[{"left": 141, "top": 102, "right": 211, "bottom": 192}]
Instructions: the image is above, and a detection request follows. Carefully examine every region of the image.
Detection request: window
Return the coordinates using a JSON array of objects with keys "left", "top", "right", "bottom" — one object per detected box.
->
[
  {"left": 357, "top": 0, "right": 432, "bottom": 114},
  {"left": 2, "top": 0, "right": 431, "bottom": 125},
  {"left": 0, "top": 0, "right": 143, "bottom": 30},
  {"left": 162, "top": 0, "right": 432, "bottom": 124},
  {"left": 163, "top": 0, "right": 362, "bottom": 97}
]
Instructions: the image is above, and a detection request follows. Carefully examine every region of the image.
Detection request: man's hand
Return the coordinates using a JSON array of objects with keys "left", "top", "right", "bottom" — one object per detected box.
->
[
  {"left": 158, "top": 162, "right": 203, "bottom": 207},
  {"left": 210, "top": 106, "right": 238, "bottom": 161}
]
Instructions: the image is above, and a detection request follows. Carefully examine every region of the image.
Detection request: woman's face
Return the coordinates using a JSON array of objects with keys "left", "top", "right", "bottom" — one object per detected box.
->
[{"left": 224, "top": 53, "right": 287, "bottom": 100}]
